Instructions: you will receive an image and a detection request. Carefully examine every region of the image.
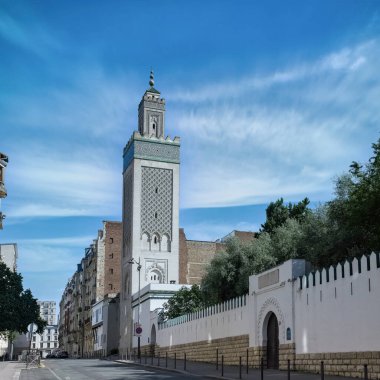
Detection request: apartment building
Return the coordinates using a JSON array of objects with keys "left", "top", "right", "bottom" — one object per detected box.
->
[{"left": 59, "top": 221, "right": 122, "bottom": 357}]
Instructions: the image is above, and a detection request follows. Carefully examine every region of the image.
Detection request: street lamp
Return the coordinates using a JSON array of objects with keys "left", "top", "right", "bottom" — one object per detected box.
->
[{"left": 128, "top": 257, "right": 142, "bottom": 359}]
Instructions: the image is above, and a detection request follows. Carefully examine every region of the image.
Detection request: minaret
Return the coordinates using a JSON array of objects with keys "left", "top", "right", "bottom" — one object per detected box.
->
[
  {"left": 119, "top": 72, "right": 180, "bottom": 353},
  {"left": 137, "top": 71, "right": 166, "bottom": 138}
]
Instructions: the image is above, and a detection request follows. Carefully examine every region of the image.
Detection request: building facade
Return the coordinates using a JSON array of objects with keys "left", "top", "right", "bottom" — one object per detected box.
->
[
  {"left": 37, "top": 301, "right": 57, "bottom": 326},
  {"left": 59, "top": 221, "right": 122, "bottom": 357},
  {"left": 0, "top": 152, "right": 8, "bottom": 229}
]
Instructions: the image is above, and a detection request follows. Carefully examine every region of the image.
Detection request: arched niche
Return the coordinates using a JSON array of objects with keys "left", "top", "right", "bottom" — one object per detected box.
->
[
  {"left": 161, "top": 234, "right": 171, "bottom": 252},
  {"left": 141, "top": 232, "right": 150, "bottom": 251},
  {"left": 151, "top": 233, "right": 160, "bottom": 251}
]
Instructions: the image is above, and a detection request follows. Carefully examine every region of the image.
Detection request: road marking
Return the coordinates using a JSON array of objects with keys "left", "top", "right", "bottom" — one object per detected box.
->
[
  {"left": 46, "top": 366, "right": 64, "bottom": 380},
  {"left": 12, "top": 369, "right": 21, "bottom": 379}
]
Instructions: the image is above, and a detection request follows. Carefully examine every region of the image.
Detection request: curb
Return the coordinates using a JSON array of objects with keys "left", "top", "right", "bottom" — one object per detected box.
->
[{"left": 114, "top": 359, "right": 237, "bottom": 380}]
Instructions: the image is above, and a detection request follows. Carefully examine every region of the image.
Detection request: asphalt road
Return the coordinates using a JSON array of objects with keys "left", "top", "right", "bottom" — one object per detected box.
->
[{"left": 20, "top": 359, "right": 205, "bottom": 380}]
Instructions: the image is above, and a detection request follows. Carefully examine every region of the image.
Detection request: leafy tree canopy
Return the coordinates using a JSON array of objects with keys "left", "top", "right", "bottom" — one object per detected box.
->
[
  {"left": 160, "top": 284, "right": 204, "bottom": 320},
  {"left": 260, "top": 197, "right": 310, "bottom": 234},
  {"left": 0, "top": 261, "right": 46, "bottom": 335}
]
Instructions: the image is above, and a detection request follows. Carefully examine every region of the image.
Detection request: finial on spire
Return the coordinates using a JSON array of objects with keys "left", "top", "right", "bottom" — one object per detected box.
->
[{"left": 149, "top": 70, "right": 154, "bottom": 87}]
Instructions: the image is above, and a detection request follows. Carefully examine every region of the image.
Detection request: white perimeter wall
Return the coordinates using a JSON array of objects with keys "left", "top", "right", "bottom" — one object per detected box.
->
[
  {"left": 156, "top": 295, "right": 249, "bottom": 348},
  {"left": 295, "top": 253, "right": 380, "bottom": 354}
]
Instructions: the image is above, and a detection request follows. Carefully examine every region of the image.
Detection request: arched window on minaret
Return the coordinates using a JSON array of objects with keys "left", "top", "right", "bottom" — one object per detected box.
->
[{"left": 151, "top": 233, "right": 160, "bottom": 251}]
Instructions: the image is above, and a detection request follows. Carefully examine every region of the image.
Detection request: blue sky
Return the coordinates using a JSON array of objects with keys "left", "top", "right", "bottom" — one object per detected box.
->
[{"left": 1, "top": 0, "right": 379, "bottom": 307}]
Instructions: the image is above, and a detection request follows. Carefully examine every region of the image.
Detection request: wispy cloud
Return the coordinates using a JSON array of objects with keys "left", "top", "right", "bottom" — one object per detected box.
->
[
  {"left": 168, "top": 40, "right": 374, "bottom": 103},
  {"left": 0, "top": 8, "right": 60, "bottom": 57},
  {"left": 174, "top": 39, "right": 380, "bottom": 208}
]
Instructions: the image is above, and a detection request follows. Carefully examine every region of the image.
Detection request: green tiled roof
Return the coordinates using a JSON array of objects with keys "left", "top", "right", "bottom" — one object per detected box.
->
[{"left": 146, "top": 86, "right": 160, "bottom": 94}]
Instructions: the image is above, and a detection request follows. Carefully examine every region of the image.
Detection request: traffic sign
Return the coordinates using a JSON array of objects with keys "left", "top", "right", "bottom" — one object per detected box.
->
[{"left": 134, "top": 323, "right": 142, "bottom": 336}]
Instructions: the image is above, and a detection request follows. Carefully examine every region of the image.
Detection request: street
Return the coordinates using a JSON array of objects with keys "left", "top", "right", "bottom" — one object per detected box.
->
[{"left": 19, "top": 359, "right": 205, "bottom": 380}]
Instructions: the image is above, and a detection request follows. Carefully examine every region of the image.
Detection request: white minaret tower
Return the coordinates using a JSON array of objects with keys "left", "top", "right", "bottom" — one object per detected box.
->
[{"left": 119, "top": 72, "right": 180, "bottom": 353}]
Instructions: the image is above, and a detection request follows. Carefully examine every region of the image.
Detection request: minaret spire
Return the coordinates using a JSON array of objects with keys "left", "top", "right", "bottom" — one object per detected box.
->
[{"left": 149, "top": 70, "right": 154, "bottom": 87}]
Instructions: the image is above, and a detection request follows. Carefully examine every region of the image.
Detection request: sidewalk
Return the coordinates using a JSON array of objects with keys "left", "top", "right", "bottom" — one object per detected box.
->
[
  {"left": 116, "top": 357, "right": 358, "bottom": 380},
  {"left": 0, "top": 361, "right": 23, "bottom": 380}
]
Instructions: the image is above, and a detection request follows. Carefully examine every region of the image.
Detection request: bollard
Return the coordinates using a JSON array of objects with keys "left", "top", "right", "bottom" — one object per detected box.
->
[
  {"left": 151, "top": 353, "right": 153, "bottom": 365},
  {"left": 239, "top": 356, "right": 242, "bottom": 379},
  {"left": 166, "top": 352, "right": 168, "bottom": 368},
  {"left": 216, "top": 348, "right": 219, "bottom": 370},
  {"left": 247, "top": 349, "right": 249, "bottom": 374},
  {"left": 184, "top": 353, "right": 187, "bottom": 371},
  {"left": 174, "top": 352, "right": 177, "bottom": 369},
  {"left": 145, "top": 350, "right": 147, "bottom": 364},
  {"left": 221, "top": 355, "right": 224, "bottom": 377},
  {"left": 261, "top": 357, "right": 264, "bottom": 380},
  {"left": 364, "top": 364, "right": 368, "bottom": 380},
  {"left": 321, "top": 361, "right": 324, "bottom": 380},
  {"left": 288, "top": 359, "right": 290, "bottom": 380},
  {"left": 158, "top": 352, "right": 160, "bottom": 367},
  {"left": 139, "top": 351, "right": 142, "bottom": 364}
]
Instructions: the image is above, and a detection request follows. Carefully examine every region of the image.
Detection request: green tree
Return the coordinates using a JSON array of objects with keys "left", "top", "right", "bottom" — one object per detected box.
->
[
  {"left": 201, "top": 238, "right": 247, "bottom": 304},
  {"left": 0, "top": 262, "right": 45, "bottom": 334},
  {"left": 326, "top": 138, "right": 380, "bottom": 261},
  {"left": 260, "top": 197, "right": 310, "bottom": 234},
  {"left": 160, "top": 284, "right": 204, "bottom": 320}
]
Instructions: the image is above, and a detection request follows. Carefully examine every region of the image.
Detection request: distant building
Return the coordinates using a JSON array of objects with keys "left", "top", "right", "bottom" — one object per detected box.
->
[
  {"left": 0, "top": 243, "right": 18, "bottom": 358},
  {"left": 31, "top": 325, "right": 59, "bottom": 358},
  {"left": 0, "top": 152, "right": 8, "bottom": 229},
  {"left": 0, "top": 243, "right": 18, "bottom": 272},
  {"left": 37, "top": 301, "right": 57, "bottom": 325}
]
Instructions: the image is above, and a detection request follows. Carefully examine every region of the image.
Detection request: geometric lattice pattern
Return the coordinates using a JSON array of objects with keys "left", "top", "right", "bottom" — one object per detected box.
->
[{"left": 141, "top": 167, "right": 173, "bottom": 240}]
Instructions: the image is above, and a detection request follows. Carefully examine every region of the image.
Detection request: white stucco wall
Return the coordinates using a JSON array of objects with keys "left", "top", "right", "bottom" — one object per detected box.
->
[
  {"left": 295, "top": 253, "right": 380, "bottom": 354},
  {"left": 131, "top": 283, "right": 187, "bottom": 348},
  {"left": 156, "top": 294, "right": 249, "bottom": 348}
]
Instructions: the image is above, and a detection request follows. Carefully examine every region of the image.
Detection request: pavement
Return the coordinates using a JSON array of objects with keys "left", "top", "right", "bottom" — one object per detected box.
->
[
  {"left": 0, "top": 361, "right": 24, "bottom": 379},
  {"left": 116, "top": 356, "right": 360, "bottom": 380}
]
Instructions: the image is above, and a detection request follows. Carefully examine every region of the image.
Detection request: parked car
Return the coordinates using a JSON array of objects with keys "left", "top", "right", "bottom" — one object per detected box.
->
[{"left": 57, "top": 351, "right": 69, "bottom": 359}]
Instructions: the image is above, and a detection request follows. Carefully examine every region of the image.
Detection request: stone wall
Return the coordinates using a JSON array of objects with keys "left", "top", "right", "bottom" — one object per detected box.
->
[
  {"left": 295, "top": 351, "right": 380, "bottom": 379},
  {"left": 185, "top": 240, "right": 223, "bottom": 284},
  {"left": 156, "top": 335, "right": 250, "bottom": 365},
  {"left": 141, "top": 339, "right": 378, "bottom": 379}
]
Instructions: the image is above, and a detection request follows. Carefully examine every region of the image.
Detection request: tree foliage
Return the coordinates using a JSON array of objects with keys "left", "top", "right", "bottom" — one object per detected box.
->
[
  {"left": 0, "top": 262, "right": 46, "bottom": 334},
  {"left": 260, "top": 197, "right": 310, "bottom": 234},
  {"left": 160, "top": 285, "right": 204, "bottom": 320}
]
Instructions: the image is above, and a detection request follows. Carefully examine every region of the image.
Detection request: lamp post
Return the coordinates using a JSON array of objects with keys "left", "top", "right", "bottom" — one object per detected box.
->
[{"left": 129, "top": 257, "right": 142, "bottom": 359}]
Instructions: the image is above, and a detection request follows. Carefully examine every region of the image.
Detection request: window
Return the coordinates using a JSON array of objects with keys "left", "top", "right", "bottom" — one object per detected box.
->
[
  {"left": 109, "top": 253, "right": 113, "bottom": 259},
  {"left": 32, "top": 343, "right": 35, "bottom": 349},
  {"left": 152, "top": 123, "right": 156, "bottom": 130},
  {"left": 154, "top": 212, "right": 157, "bottom": 219},
  {"left": 109, "top": 283, "right": 113, "bottom": 290},
  {"left": 109, "top": 268, "right": 113, "bottom": 274},
  {"left": 155, "top": 187, "right": 158, "bottom": 193},
  {"left": 154, "top": 236, "right": 157, "bottom": 244},
  {"left": 110, "top": 238, "right": 113, "bottom": 244}
]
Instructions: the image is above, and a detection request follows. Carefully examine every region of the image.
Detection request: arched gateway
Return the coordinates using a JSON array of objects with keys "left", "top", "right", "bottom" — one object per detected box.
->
[{"left": 266, "top": 312, "right": 279, "bottom": 369}]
